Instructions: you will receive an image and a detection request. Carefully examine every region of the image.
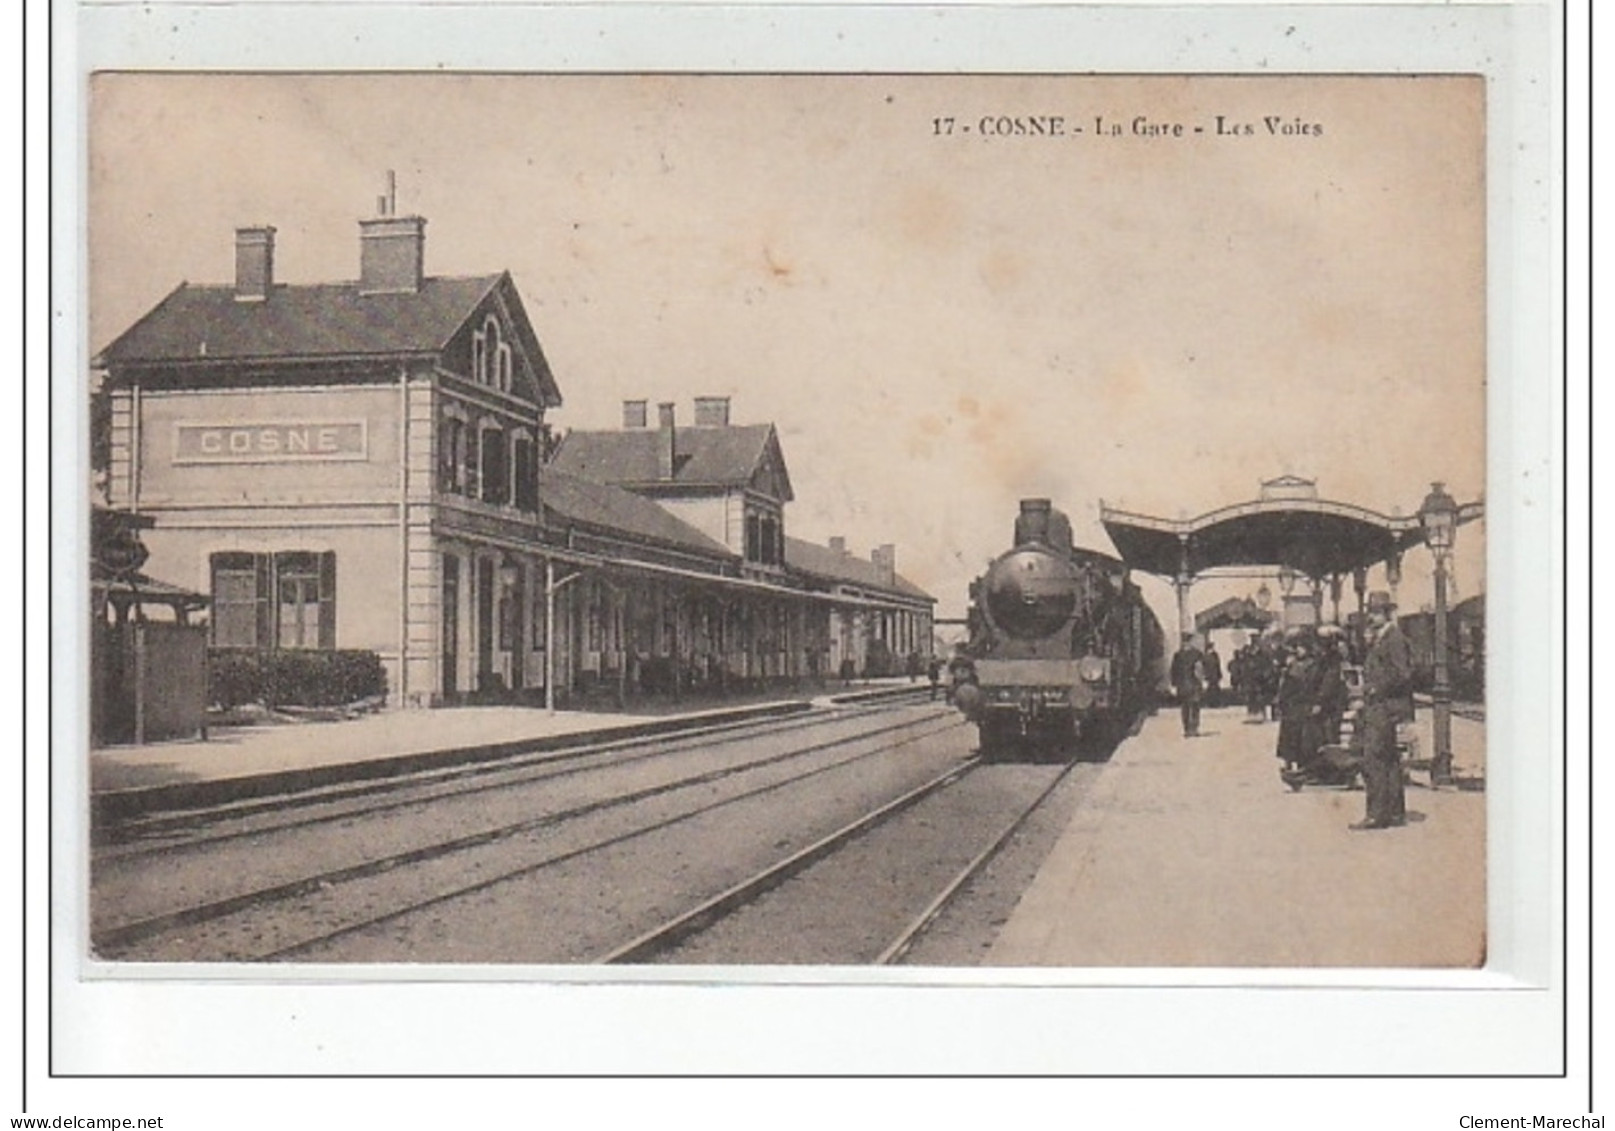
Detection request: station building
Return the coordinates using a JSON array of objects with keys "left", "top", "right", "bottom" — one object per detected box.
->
[
  {"left": 97, "top": 199, "right": 934, "bottom": 710},
  {"left": 553, "top": 398, "right": 937, "bottom": 681}
]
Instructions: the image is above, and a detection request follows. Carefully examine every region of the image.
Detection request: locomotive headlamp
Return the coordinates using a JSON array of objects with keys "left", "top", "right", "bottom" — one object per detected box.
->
[{"left": 1079, "top": 657, "right": 1109, "bottom": 683}]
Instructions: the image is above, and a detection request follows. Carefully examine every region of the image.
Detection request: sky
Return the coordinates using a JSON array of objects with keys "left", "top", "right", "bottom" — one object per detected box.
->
[{"left": 87, "top": 73, "right": 1487, "bottom": 621}]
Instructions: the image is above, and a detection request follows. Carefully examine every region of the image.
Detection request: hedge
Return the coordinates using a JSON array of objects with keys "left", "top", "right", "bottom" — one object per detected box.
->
[{"left": 209, "top": 648, "right": 388, "bottom": 709}]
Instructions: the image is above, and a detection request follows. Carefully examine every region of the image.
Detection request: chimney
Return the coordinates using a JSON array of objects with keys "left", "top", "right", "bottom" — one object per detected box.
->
[
  {"left": 828, "top": 536, "right": 846, "bottom": 555},
  {"left": 234, "top": 226, "right": 276, "bottom": 302},
  {"left": 693, "top": 396, "right": 731, "bottom": 427},
  {"left": 1015, "top": 497, "right": 1053, "bottom": 546},
  {"left": 359, "top": 173, "right": 425, "bottom": 295},
  {"left": 622, "top": 400, "right": 648, "bottom": 429},
  {"left": 657, "top": 402, "right": 676, "bottom": 480},
  {"left": 872, "top": 544, "right": 896, "bottom": 585}
]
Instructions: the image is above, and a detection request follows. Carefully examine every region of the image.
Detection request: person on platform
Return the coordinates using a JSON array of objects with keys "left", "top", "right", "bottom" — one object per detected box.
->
[
  {"left": 1351, "top": 592, "right": 1415, "bottom": 831},
  {"left": 1309, "top": 626, "right": 1350, "bottom": 752},
  {"left": 1263, "top": 635, "right": 1286, "bottom": 721},
  {"left": 1274, "top": 631, "right": 1318, "bottom": 772},
  {"left": 1240, "top": 642, "right": 1269, "bottom": 721},
  {"left": 1202, "top": 641, "right": 1224, "bottom": 708},
  {"left": 945, "top": 650, "right": 975, "bottom": 705},
  {"left": 927, "top": 655, "right": 943, "bottom": 701},
  {"left": 1169, "top": 635, "right": 1207, "bottom": 738}
]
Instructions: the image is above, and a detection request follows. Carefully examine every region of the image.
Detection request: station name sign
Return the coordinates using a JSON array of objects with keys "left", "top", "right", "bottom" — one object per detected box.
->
[{"left": 173, "top": 421, "right": 368, "bottom": 464}]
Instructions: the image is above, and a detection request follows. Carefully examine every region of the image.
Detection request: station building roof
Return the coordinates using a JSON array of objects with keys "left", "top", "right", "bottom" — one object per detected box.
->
[
  {"left": 783, "top": 536, "right": 934, "bottom": 604},
  {"left": 538, "top": 466, "right": 738, "bottom": 563},
  {"left": 552, "top": 422, "right": 793, "bottom": 502},
  {"left": 1100, "top": 476, "right": 1484, "bottom": 580},
  {"left": 95, "top": 272, "right": 565, "bottom": 407}
]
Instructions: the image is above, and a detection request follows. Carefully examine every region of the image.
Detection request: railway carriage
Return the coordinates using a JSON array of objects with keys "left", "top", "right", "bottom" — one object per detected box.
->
[{"left": 954, "top": 499, "right": 1165, "bottom": 760}]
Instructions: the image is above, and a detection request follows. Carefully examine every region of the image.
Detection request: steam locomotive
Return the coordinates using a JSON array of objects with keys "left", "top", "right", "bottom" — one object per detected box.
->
[{"left": 953, "top": 499, "right": 1166, "bottom": 760}]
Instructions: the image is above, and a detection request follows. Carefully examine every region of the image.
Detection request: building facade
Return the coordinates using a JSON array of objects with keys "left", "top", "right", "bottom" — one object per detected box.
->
[
  {"left": 556, "top": 405, "right": 936, "bottom": 679},
  {"left": 98, "top": 200, "right": 934, "bottom": 710}
]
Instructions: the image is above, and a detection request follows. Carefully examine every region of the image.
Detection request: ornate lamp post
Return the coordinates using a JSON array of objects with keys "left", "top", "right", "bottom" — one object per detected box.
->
[
  {"left": 1277, "top": 564, "right": 1297, "bottom": 630},
  {"left": 1418, "top": 482, "right": 1459, "bottom": 785}
]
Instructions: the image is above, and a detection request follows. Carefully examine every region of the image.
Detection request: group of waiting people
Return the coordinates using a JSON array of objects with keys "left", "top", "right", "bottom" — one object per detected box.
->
[
  {"left": 1210, "top": 592, "right": 1417, "bottom": 830},
  {"left": 1250, "top": 626, "right": 1355, "bottom": 781}
]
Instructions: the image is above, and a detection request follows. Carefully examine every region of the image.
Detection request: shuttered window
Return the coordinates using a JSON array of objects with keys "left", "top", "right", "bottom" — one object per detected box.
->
[
  {"left": 439, "top": 415, "right": 466, "bottom": 494},
  {"left": 481, "top": 427, "right": 509, "bottom": 505},
  {"left": 211, "top": 552, "right": 261, "bottom": 648},
  {"left": 210, "top": 550, "right": 337, "bottom": 650},
  {"left": 513, "top": 435, "right": 537, "bottom": 512}
]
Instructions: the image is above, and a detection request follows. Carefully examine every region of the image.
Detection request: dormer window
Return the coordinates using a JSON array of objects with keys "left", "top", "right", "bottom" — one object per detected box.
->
[{"left": 473, "top": 316, "right": 513, "bottom": 392}]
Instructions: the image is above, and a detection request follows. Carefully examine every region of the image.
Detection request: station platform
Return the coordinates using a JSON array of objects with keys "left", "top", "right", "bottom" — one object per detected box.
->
[
  {"left": 89, "top": 678, "right": 927, "bottom": 820},
  {"left": 988, "top": 703, "right": 1487, "bottom": 968}
]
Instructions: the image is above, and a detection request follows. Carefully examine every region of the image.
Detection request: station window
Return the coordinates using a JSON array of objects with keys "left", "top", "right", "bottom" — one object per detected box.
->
[
  {"left": 211, "top": 553, "right": 262, "bottom": 649},
  {"left": 759, "top": 516, "right": 778, "bottom": 565},
  {"left": 745, "top": 514, "right": 761, "bottom": 562},
  {"left": 480, "top": 426, "right": 509, "bottom": 505},
  {"left": 475, "top": 317, "right": 513, "bottom": 391},
  {"left": 513, "top": 434, "right": 537, "bottom": 512},
  {"left": 276, "top": 552, "right": 324, "bottom": 650},
  {"left": 209, "top": 550, "right": 336, "bottom": 650},
  {"left": 439, "top": 414, "right": 466, "bottom": 494},
  {"left": 463, "top": 426, "right": 481, "bottom": 498}
]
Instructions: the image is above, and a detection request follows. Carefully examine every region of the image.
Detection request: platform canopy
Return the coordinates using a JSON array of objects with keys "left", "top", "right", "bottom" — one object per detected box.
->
[{"left": 1100, "top": 476, "right": 1484, "bottom": 582}]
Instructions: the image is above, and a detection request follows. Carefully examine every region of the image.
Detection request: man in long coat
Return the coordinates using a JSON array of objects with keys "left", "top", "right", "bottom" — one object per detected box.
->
[
  {"left": 1274, "top": 633, "right": 1317, "bottom": 771},
  {"left": 1169, "top": 635, "right": 1206, "bottom": 738},
  {"left": 1352, "top": 592, "right": 1415, "bottom": 830}
]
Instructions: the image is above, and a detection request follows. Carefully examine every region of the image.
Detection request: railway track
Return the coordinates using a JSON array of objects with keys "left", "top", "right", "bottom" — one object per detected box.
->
[
  {"left": 602, "top": 759, "right": 1078, "bottom": 966},
  {"left": 94, "top": 697, "right": 928, "bottom": 859},
  {"left": 92, "top": 705, "right": 968, "bottom": 962}
]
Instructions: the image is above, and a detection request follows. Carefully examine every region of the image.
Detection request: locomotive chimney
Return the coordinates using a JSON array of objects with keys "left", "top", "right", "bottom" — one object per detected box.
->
[
  {"left": 828, "top": 536, "right": 846, "bottom": 555},
  {"left": 1016, "top": 498, "right": 1053, "bottom": 546}
]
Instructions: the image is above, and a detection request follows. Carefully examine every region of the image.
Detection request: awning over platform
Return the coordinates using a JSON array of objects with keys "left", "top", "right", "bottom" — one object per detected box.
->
[{"left": 1101, "top": 477, "right": 1484, "bottom": 581}]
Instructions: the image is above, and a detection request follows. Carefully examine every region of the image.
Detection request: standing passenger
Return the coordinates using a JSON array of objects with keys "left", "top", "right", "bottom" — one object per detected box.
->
[
  {"left": 1202, "top": 641, "right": 1224, "bottom": 708},
  {"left": 1309, "top": 626, "right": 1350, "bottom": 754},
  {"left": 1169, "top": 635, "right": 1206, "bottom": 738},
  {"left": 1274, "top": 633, "right": 1317, "bottom": 771},
  {"left": 1352, "top": 593, "right": 1414, "bottom": 830}
]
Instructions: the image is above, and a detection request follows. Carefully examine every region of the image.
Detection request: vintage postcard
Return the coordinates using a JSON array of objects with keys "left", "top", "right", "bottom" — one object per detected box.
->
[
  {"left": 51, "top": 0, "right": 1571, "bottom": 1088},
  {"left": 86, "top": 71, "right": 1487, "bottom": 972}
]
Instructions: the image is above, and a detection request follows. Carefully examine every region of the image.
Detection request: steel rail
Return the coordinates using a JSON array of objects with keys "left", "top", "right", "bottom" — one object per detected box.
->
[
  {"left": 95, "top": 703, "right": 922, "bottom": 859},
  {"left": 875, "top": 761, "right": 1076, "bottom": 965},
  {"left": 596, "top": 758, "right": 981, "bottom": 965},
  {"left": 254, "top": 718, "right": 963, "bottom": 963},
  {"left": 98, "top": 715, "right": 965, "bottom": 960}
]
